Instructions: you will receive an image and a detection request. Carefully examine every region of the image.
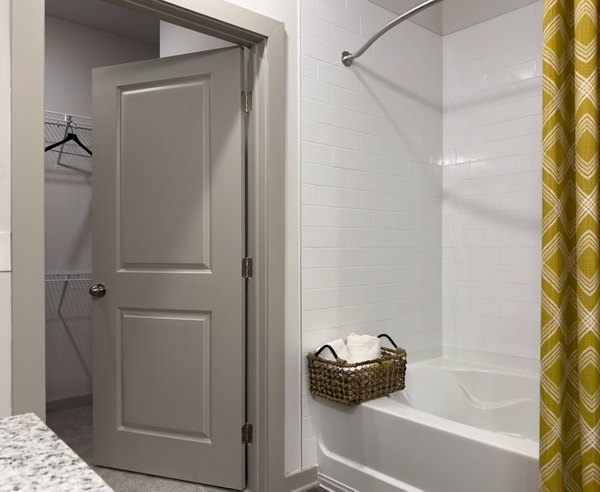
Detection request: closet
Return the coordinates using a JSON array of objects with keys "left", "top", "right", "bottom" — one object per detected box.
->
[
  {"left": 40, "top": 1, "right": 253, "bottom": 488},
  {"left": 43, "top": 0, "right": 233, "bottom": 414},
  {"left": 43, "top": 0, "right": 160, "bottom": 410}
]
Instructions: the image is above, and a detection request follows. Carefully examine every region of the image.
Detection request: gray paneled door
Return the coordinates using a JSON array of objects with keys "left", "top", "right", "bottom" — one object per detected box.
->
[{"left": 91, "top": 47, "right": 246, "bottom": 490}]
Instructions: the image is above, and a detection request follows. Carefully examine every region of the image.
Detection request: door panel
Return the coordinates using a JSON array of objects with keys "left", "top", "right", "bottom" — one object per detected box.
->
[
  {"left": 119, "top": 310, "right": 211, "bottom": 440},
  {"left": 119, "top": 77, "right": 211, "bottom": 269},
  {"left": 92, "top": 47, "right": 245, "bottom": 489}
]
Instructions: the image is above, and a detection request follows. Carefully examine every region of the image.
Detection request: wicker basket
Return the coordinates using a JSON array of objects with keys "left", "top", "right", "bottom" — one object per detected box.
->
[{"left": 307, "top": 334, "right": 407, "bottom": 406}]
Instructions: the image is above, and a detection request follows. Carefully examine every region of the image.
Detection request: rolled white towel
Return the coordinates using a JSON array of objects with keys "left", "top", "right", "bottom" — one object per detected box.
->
[
  {"left": 316, "top": 338, "right": 350, "bottom": 362},
  {"left": 346, "top": 332, "right": 381, "bottom": 363}
]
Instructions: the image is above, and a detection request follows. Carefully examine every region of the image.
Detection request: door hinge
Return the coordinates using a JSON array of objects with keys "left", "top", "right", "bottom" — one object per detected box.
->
[
  {"left": 242, "top": 91, "right": 252, "bottom": 113},
  {"left": 242, "top": 422, "right": 253, "bottom": 444},
  {"left": 242, "top": 257, "right": 253, "bottom": 279}
]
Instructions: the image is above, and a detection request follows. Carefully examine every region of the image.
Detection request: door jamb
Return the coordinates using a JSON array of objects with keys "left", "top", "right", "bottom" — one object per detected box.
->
[{"left": 9, "top": 1, "right": 317, "bottom": 490}]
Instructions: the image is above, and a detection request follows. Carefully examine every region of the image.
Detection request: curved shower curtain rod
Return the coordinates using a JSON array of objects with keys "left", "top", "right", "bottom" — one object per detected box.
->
[{"left": 341, "top": 0, "right": 444, "bottom": 66}]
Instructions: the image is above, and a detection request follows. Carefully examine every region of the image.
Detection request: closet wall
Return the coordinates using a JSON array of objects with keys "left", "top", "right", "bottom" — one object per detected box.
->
[
  {"left": 159, "top": 22, "right": 233, "bottom": 57},
  {"left": 44, "top": 15, "right": 158, "bottom": 404}
]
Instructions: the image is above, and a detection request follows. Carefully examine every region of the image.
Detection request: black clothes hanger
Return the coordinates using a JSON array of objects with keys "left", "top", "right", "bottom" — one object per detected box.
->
[{"left": 45, "top": 132, "right": 92, "bottom": 156}]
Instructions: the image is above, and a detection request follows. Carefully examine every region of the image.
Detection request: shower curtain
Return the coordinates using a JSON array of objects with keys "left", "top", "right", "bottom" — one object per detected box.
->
[{"left": 541, "top": 0, "right": 600, "bottom": 490}]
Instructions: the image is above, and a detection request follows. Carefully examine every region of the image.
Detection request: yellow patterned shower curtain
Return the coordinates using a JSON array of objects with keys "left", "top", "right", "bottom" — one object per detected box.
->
[{"left": 541, "top": 0, "right": 600, "bottom": 490}]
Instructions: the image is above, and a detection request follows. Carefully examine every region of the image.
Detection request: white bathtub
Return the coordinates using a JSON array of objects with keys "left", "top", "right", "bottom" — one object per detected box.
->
[{"left": 316, "top": 357, "right": 539, "bottom": 492}]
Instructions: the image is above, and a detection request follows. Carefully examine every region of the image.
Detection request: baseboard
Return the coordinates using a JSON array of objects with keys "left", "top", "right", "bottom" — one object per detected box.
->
[
  {"left": 318, "top": 473, "right": 358, "bottom": 492},
  {"left": 46, "top": 394, "right": 92, "bottom": 412}
]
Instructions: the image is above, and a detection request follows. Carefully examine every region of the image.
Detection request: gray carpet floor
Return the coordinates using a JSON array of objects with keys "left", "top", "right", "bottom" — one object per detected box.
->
[
  {"left": 46, "top": 405, "right": 325, "bottom": 492},
  {"left": 46, "top": 405, "right": 232, "bottom": 491}
]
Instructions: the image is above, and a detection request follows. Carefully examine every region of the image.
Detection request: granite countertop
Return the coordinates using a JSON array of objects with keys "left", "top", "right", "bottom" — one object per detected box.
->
[{"left": 0, "top": 413, "right": 111, "bottom": 491}]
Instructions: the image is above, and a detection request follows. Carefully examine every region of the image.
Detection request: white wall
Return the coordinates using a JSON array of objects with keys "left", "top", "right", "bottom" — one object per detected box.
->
[
  {"left": 223, "top": 0, "right": 304, "bottom": 474},
  {"left": 0, "top": 0, "right": 11, "bottom": 418},
  {"left": 45, "top": 15, "right": 158, "bottom": 403},
  {"left": 299, "top": 0, "right": 443, "bottom": 469},
  {"left": 442, "top": 2, "right": 542, "bottom": 360},
  {"left": 159, "top": 21, "right": 233, "bottom": 57}
]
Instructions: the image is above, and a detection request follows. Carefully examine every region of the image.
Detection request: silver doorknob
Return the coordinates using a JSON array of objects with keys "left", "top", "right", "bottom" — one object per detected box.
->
[{"left": 89, "top": 283, "right": 107, "bottom": 298}]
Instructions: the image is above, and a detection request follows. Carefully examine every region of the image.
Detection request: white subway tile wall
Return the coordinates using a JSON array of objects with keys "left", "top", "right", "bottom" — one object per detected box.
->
[
  {"left": 300, "top": 0, "right": 443, "bottom": 469},
  {"left": 442, "top": 2, "right": 543, "bottom": 360}
]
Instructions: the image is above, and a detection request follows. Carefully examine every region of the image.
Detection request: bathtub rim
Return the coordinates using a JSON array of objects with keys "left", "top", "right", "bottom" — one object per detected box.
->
[
  {"left": 411, "top": 355, "right": 541, "bottom": 378},
  {"left": 315, "top": 353, "right": 540, "bottom": 491},
  {"left": 316, "top": 393, "right": 539, "bottom": 492},
  {"left": 356, "top": 357, "right": 539, "bottom": 459}
]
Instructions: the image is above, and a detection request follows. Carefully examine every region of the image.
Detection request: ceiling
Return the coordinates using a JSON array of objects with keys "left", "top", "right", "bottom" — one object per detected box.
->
[
  {"left": 45, "top": 0, "right": 159, "bottom": 45},
  {"left": 369, "top": 0, "right": 539, "bottom": 35},
  {"left": 45, "top": 0, "right": 539, "bottom": 46}
]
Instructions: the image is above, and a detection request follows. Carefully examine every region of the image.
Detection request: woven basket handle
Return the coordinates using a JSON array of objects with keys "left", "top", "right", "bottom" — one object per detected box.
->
[
  {"left": 377, "top": 333, "right": 398, "bottom": 348},
  {"left": 317, "top": 335, "right": 398, "bottom": 359},
  {"left": 315, "top": 344, "right": 339, "bottom": 360}
]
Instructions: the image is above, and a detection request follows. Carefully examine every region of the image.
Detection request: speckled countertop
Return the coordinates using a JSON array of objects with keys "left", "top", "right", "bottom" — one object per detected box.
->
[{"left": 0, "top": 413, "right": 112, "bottom": 491}]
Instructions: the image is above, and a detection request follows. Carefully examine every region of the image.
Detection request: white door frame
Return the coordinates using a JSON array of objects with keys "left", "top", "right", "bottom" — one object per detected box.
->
[{"left": 9, "top": 1, "right": 315, "bottom": 490}]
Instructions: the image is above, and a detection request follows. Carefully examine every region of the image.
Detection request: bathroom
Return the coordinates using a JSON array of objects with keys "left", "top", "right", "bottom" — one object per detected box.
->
[{"left": 0, "top": 0, "right": 597, "bottom": 491}]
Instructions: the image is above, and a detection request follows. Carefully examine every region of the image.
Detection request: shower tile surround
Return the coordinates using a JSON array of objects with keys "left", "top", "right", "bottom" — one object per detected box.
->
[
  {"left": 300, "top": 0, "right": 443, "bottom": 469},
  {"left": 300, "top": 0, "right": 542, "bottom": 470},
  {"left": 442, "top": 2, "right": 542, "bottom": 360}
]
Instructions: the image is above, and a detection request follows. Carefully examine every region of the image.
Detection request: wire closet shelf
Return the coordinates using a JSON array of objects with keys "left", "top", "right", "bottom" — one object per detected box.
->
[
  {"left": 44, "top": 110, "right": 93, "bottom": 169},
  {"left": 45, "top": 272, "right": 93, "bottom": 318}
]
